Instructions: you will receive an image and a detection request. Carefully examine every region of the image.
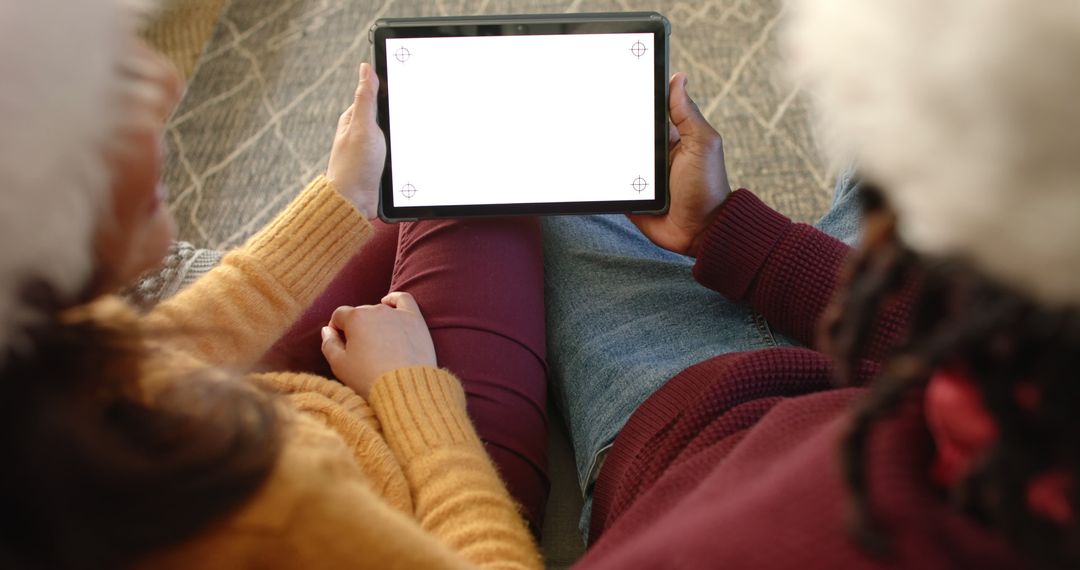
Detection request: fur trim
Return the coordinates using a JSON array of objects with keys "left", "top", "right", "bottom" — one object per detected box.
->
[
  {"left": 0, "top": 0, "right": 156, "bottom": 361},
  {"left": 785, "top": 0, "right": 1080, "bottom": 307}
]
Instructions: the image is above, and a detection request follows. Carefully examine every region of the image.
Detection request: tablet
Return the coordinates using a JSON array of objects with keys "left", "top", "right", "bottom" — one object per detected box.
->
[{"left": 371, "top": 13, "right": 670, "bottom": 221}]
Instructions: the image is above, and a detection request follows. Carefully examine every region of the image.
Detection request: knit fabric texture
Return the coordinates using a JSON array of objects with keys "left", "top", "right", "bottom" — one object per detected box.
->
[
  {"left": 581, "top": 190, "right": 1025, "bottom": 569},
  {"left": 124, "top": 177, "right": 539, "bottom": 569}
]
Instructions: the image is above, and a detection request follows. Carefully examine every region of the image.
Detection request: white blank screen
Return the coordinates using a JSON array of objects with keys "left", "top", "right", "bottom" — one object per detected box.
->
[{"left": 385, "top": 33, "right": 655, "bottom": 207}]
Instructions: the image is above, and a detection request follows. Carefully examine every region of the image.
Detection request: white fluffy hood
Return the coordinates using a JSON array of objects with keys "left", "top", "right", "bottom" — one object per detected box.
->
[
  {"left": 786, "top": 0, "right": 1080, "bottom": 308},
  {"left": 0, "top": 0, "right": 151, "bottom": 360}
]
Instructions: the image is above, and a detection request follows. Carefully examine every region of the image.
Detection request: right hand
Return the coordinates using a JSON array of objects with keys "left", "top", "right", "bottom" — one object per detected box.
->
[
  {"left": 629, "top": 73, "right": 732, "bottom": 257},
  {"left": 326, "top": 62, "right": 386, "bottom": 219},
  {"left": 320, "top": 292, "right": 438, "bottom": 398}
]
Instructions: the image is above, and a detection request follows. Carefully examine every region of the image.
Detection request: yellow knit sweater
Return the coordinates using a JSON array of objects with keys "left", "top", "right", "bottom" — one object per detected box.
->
[{"left": 134, "top": 178, "right": 542, "bottom": 569}]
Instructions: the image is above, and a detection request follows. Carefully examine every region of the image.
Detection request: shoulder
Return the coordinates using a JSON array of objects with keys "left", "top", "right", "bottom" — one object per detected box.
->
[{"left": 140, "top": 373, "right": 417, "bottom": 568}]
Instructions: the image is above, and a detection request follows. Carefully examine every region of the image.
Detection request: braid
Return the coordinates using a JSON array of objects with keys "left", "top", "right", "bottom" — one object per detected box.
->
[
  {"left": 841, "top": 354, "right": 926, "bottom": 557},
  {"left": 829, "top": 186, "right": 1080, "bottom": 568},
  {"left": 822, "top": 184, "right": 915, "bottom": 386},
  {"left": 960, "top": 299, "right": 1080, "bottom": 568}
]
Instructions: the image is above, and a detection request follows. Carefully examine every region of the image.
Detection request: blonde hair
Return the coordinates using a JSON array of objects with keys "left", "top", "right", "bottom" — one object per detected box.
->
[
  {"left": 0, "top": 0, "right": 162, "bottom": 361},
  {"left": 785, "top": 0, "right": 1080, "bottom": 307}
]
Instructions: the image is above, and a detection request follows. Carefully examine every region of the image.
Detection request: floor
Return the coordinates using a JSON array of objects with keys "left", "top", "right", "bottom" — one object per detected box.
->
[{"left": 153, "top": 0, "right": 830, "bottom": 250}]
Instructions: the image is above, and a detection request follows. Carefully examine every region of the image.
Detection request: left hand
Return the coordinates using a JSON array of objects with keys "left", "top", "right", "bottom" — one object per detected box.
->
[
  {"left": 320, "top": 292, "right": 437, "bottom": 398},
  {"left": 629, "top": 73, "right": 732, "bottom": 257},
  {"left": 326, "top": 62, "right": 386, "bottom": 219}
]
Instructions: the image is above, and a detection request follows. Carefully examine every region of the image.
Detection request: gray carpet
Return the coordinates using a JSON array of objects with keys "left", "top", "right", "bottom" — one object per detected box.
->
[
  {"left": 164, "top": 0, "right": 831, "bottom": 249},
  {"left": 162, "top": 1, "right": 831, "bottom": 567}
]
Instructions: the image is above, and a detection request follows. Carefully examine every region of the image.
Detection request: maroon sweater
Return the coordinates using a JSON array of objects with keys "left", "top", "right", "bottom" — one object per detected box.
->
[{"left": 579, "top": 190, "right": 1027, "bottom": 569}]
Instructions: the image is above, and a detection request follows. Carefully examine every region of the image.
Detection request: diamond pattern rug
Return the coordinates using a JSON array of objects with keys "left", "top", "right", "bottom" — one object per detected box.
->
[{"left": 164, "top": 0, "right": 831, "bottom": 249}]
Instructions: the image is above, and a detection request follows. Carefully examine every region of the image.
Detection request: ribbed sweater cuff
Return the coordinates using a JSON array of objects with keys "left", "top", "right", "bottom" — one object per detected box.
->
[
  {"left": 245, "top": 176, "right": 374, "bottom": 302},
  {"left": 368, "top": 367, "right": 476, "bottom": 460},
  {"left": 693, "top": 189, "right": 791, "bottom": 301}
]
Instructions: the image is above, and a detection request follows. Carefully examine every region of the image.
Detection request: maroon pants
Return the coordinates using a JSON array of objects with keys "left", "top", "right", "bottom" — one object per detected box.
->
[{"left": 261, "top": 218, "right": 549, "bottom": 534}]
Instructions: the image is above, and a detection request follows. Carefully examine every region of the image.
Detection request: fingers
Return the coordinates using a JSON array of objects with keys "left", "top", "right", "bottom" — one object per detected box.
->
[
  {"left": 329, "top": 305, "right": 356, "bottom": 331},
  {"left": 382, "top": 291, "right": 421, "bottom": 314},
  {"left": 352, "top": 62, "right": 379, "bottom": 123},
  {"left": 320, "top": 326, "right": 346, "bottom": 364},
  {"left": 332, "top": 292, "right": 419, "bottom": 321},
  {"left": 627, "top": 212, "right": 662, "bottom": 239},
  {"left": 668, "top": 120, "right": 681, "bottom": 168}
]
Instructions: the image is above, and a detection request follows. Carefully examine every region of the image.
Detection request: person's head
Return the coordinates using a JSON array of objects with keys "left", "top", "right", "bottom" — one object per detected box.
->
[
  {"left": 94, "top": 37, "right": 183, "bottom": 293},
  {"left": 0, "top": 2, "right": 278, "bottom": 567},
  {"left": 786, "top": 0, "right": 1080, "bottom": 565},
  {"left": 0, "top": 0, "right": 182, "bottom": 357}
]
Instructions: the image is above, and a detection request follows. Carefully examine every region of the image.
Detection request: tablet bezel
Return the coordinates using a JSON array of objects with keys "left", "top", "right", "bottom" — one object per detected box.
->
[{"left": 371, "top": 12, "right": 670, "bottom": 221}]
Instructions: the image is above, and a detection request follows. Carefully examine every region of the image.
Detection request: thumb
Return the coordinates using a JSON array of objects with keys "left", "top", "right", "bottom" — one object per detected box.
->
[
  {"left": 320, "top": 326, "right": 346, "bottom": 365},
  {"left": 669, "top": 73, "right": 708, "bottom": 138},
  {"left": 352, "top": 62, "right": 379, "bottom": 123}
]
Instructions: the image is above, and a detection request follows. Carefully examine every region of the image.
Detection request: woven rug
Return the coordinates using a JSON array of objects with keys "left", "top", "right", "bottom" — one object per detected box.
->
[{"left": 164, "top": 0, "right": 831, "bottom": 248}]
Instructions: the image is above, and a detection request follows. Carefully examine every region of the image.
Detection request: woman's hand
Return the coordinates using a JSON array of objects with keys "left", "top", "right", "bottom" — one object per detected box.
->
[
  {"left": 320, "top": 292, "right": 437, "bottom": 398},
  {"left": 327, "top": 62, "right": 386, "bottom": 219},
  {"left": 630, "top": 73, "right": 732, "bottom": 257}
]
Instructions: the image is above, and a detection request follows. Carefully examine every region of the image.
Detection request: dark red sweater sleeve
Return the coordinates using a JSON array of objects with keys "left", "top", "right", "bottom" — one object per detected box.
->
[{"left": 693, "top": 189, "right": 853, "bottom": 348}]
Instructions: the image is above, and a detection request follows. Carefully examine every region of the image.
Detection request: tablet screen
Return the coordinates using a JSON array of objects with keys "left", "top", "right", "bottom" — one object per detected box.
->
[{"left": 380, "top": 26, "right": 664, "bottom": 217}]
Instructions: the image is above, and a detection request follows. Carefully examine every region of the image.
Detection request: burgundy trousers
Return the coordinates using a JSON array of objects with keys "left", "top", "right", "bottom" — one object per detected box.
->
[{"left": 261, "top": 218, "right": 549, "bottom": 535}]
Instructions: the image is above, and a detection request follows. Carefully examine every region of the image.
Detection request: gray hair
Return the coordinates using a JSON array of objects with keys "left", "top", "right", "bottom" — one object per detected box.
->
[
  {"left": 786, "top": 0, "right": 1080, "bottom": 307},
  {"left": 0, "top": 0, "right": 158, "bottom": 361}
]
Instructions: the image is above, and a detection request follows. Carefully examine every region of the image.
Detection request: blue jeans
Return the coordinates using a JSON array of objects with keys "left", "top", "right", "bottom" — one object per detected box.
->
[{"left": 541, "top": 171, "right": 863, "bottom": 539}]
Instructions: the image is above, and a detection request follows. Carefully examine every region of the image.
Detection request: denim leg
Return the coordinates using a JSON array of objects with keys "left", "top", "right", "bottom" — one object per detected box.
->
[
  {"left": 543, "top": 172, "right": 864, "bottom": 540},
  {"left": 815, "top": 167, "right": 863, "bottom": 245},
  {"left": 542, "top": 215, "right": 792, "bottom": 491}
]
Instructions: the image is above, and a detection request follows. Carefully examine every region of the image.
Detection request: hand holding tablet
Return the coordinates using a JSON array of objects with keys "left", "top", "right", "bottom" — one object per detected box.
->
[
  {"left": 371, "top": 12, "right": 670, "bottom": 221},
  {"left": 629, "top": 72, "right": 733, "bottom": 257}
]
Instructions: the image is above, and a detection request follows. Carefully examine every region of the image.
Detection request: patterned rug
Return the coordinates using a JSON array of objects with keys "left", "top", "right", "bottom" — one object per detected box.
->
[{"left": 164, "top": 0, "right": 831, "bottom": 249}]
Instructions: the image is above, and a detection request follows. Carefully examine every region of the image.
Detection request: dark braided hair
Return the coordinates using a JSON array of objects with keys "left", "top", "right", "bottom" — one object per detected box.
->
[{"left": 827, "top": 185, "right": 1080, "bottom": 568}]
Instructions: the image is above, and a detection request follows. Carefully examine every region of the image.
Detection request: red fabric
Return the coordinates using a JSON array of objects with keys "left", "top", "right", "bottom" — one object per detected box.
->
[
  {"left": 583, "top": 191, "right": 1026, "bottom": 569},
  {"left": 693, "top": 189, "right": 910, "bottom": 358},
  {"left": 260, "top": 219, "right": 399, "bottom": 378},
  {"left": 924, "top": 368, "right": 1000, "bottom": 487},
  {"left": 925, "top": 371, "right": 1075, "bottom": 525},
  {"left": 261, "top": 218, "right": 549, "bottom": 535}
]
